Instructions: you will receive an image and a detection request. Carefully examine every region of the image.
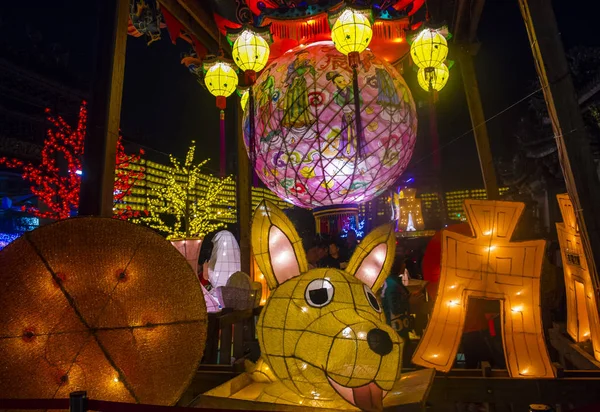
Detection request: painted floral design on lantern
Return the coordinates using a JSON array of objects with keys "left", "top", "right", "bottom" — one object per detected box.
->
[{"left": 244, "top": 41, "right": 417, "bottom": 208}]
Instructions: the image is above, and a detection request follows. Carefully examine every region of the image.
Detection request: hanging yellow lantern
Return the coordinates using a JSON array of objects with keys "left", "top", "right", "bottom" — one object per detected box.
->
[
  {"left": 238, "top": 88, "right": 249, "bottom": 111},
  {"left": 410, "top": 28, "right": 448, "bottom": 69},
  {"left": 417, "top": 63, "right": 450, "bottom": 92},
  {"left": 228, "top": 25, "right": 273, "bottom": 84},
  {"left": 232, "top": 30, "right": 270, "bottom": 74},
  {"left": 203, "top": 57, "right": 238, "bottom": 177},
  {"left": 330, "top": 7, "right": 373, "bottom": 63},
  {"left": 328, "top": 6, "right": 373, "bottom": 157},
  {"left": 203, "top": 59, "right": 238, "bottom": 110}
]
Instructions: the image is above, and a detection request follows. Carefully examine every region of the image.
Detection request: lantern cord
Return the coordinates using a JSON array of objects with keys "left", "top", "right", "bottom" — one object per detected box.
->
[
  {"left": 249, "top": 86, "right": 258, "bottom": 187},
  {"left": 404, "top": 86, "right": 544, "bottom": 174},
  {"left": 220, "top": 109, "right": 226, "bottom": 177},
  {"left": 352, "top": 66, "right": 364, "bottom": 158}
]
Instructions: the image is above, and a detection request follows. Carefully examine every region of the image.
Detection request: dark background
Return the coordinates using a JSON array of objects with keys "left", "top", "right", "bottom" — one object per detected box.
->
[{"left": 0, "top": 0, "right": 595, "bottom": 186}]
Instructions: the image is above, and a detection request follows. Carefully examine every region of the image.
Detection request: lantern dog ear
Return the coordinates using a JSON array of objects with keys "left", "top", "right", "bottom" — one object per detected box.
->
[
  {"left": 251, "top": 200, "right": 308, "bottom": 290},
  {"left": 346, "top": 223, "right": 396, "bottom": 291}
]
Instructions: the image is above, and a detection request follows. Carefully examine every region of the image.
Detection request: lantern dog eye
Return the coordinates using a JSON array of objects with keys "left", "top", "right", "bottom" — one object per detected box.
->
[
  {"left": 364, "top": 284, "right": 381, "bottom": 312},
  {"left": 305, "top": 279, "right": 334, "bottom": 307}
]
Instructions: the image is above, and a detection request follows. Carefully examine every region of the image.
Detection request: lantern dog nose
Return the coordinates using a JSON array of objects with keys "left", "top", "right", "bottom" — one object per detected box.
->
[{"left": 367, "top": 328, "right": 393, "bottom": 356}]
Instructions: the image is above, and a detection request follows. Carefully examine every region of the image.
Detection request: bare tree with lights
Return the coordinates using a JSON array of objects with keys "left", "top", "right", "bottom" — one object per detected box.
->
[{"left": 132, "top": 141, "right": 235, "bottom": 239}]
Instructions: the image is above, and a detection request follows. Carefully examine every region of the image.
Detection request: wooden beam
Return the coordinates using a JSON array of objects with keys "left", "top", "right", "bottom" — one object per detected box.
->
[
  {"left": 79, "top": 0, "right": 129, "bottom": 217},
  {"left": 177, "top": 0, "right": 232, "bottom": 54},
  {"left": 158, "top": 0, "right": 221, "bottom": 53},
  {"left": 457, "top": 46, "right": 500, "bottom": 200},
  {"left": 467, "top": 0, "right": 486, "bottom": 43},
  {"left": 518, "top": 0, "right": 600, "bottom": 324}
]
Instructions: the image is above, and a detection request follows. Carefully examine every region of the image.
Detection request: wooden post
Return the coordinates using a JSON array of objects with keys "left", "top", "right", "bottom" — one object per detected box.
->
[
  {"left": 458, "top": 46, "right": 500, "bottom": 200},
  {"left": 518, "top": 0, "right": 600, "bottom": 307},
  {"left": 79, "top": 0, "right": 128, "bottom": 217},
  {"left": 236, "top": 103, "right": 252, "bottom": 274}
]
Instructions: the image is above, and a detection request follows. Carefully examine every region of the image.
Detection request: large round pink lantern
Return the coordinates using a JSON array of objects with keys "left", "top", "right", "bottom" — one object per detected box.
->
[{"left": 244, "top": 41, "right": 417, "bottom": 210}]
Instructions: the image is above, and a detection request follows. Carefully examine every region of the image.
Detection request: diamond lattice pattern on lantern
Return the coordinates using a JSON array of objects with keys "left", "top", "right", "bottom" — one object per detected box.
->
[
  {"left": 412, "top": 199, "right": 555, "bottom": 378},
  {"left": 556, "top": 194, "right": 600, "bottom": 360},
  {"left": 244, "top": 41, "right": 417, "bottom": 208}
]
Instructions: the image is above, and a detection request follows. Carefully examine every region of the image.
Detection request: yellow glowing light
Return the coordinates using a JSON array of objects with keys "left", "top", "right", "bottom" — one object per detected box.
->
[
  {"left": 113, "top": 377, "right": 119, "bottom": 383},
  {"left": 521, "top": 368, "right": 529, "bottom": 375},
  {"left": 204, "top": 61, "right": 238, "bottom": 98},
  {"left": 516, "top": 291, "right": 522, "bottom": 296},
  {"left": 410, "top": 28, "right": 448, "bottom": 69},
  {"left": 417, "top": 64, "right": 449, "bottom": 92},
  {"left": 330, "top": 8, "right": 373, "bottom": 56},
  {"left": 132, "top": 142, "right": 235, "bottom": 239},
  {"left": 432, "top": 354, "right": 439, "bottom": 358},
  {"left": 556, "top": 193, "right": 600, "bottom": 361},
  {"left": 483, "top": 230, "right": 492, "bottom": 236},
  {"left": 240, "top": 89, "right": 249, "bottom": 111},
  {"left": 413, "top": 200, "right": 555, "bottom": 378},
  {"left": 232, "top": 29, "right": 270, "bottom": 73},
  {"left": 486, "top": 245, "right": 496, "bottom": 252}
]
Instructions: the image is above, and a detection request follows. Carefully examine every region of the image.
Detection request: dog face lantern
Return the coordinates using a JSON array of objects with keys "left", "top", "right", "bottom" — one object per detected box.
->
[{"left": 253, "top": 201, "right": 401, "bottom": 411}]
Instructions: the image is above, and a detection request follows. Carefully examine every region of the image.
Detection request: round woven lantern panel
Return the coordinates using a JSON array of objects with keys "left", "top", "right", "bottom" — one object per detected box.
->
[
  {"left": 244, "top": 41, "right": 417, "bottom": 209},
  {"left": 0, "top": 218, "right": 207, "bottom": 404}
]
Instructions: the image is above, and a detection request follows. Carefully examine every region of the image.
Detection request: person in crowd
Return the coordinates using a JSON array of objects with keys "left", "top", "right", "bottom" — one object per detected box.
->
[
  {"left": 306, "top": 244, "right": 320, "bottom": 270},
  {"left": 382, "top": 257, "right": 413, "bottom": 364},
  {"left": 319, "top": 241, "right": 346, "bottom": 269},
  {"left": 461, "top": 298, "right": 497, "bottom": 369},
  {"left": 344, "top": 229, "right": 359, "bottom": 259}
]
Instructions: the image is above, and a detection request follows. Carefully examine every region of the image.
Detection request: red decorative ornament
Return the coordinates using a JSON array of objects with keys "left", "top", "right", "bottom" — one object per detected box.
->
[{"left": 0, "top": 102, "right": 146, "bottom": 220}]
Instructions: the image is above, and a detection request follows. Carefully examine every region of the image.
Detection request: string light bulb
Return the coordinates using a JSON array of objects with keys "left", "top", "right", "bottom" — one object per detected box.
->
[{"left": 132, "top": 142, "right": 235, "bottom": 239}]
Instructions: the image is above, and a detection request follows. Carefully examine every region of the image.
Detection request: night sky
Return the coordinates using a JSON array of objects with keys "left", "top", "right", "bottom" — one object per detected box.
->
[{"left": 1, "top": 0, "right": 596, "bottom": 188}]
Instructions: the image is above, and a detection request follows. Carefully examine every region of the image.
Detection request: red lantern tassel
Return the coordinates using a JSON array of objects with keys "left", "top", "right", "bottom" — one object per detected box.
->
[{"left": 220, "top": 109, "right": 226, "bottom": 177}]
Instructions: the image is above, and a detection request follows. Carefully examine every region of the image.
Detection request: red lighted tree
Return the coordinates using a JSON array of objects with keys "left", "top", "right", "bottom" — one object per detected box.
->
[{"left": 0, "top": 101, "right": 145, "bottom": 220}]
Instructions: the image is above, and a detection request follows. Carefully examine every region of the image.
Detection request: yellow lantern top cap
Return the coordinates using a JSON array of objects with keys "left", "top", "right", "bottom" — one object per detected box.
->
[
  {"left": 417, "top": 63, "right": 449, "bottom": 92},
  {"left": 330, "top": 8, "right": 373, "bottom": 55},
  {"left": 204, "top": 61, "right": 239, "bottom": 98},
  {"left": 410, "top": 28, "right": 448, "bottom": 69},
  {"left": 232, "top": 29, "right": 271, "bottom": 73}
]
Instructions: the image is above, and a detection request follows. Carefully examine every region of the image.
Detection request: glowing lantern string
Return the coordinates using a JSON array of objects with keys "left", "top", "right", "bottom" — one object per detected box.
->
[
  {"left": 227, "top": 26, "right": 272, "bottom": 186},
  {"left": 203, "top": 57, "right": 239, "bottom": 177},
  {"left": 329, "top": 6, "right": 373, "bottom": 157}
]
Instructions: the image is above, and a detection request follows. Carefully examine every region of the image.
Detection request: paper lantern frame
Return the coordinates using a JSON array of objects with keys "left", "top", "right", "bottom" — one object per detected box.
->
[
  {"left": 410, "top": 28, "right": 448, "bottom": 69},
  {"left": 230, "top": 28, "right": 272, "bottom": 74},
  {"left": 248, "top": 200, "right": 402, "bottom": 410},
  {"left": 329, "top": 7, "right": 373, "bottom": 56},
  {"left": 412, "top": 200, "right": 555, "bottom": 378},
  {"left": 417, "top": 64, "right": 449, "bottom": 92},
  {"left": 245, "top": 41, "right": 418, "bottom": 209},
  {"left": 556, "top": 194, "right": 600, "bottom": 360},
  {"left": 203, "top": 59, "right": 239, "bottom": 98},
  {"left": 393, "top": 188, "right": 424, "bottom": 231},
  {"left": 0, "top": 217, "right": 207, "bottom": 404}
]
